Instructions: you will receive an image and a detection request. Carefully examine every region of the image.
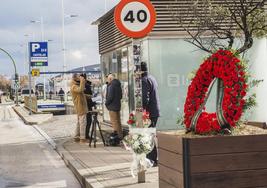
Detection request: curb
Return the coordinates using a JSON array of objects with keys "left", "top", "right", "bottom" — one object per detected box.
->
[
  {"left": 12, "top": 106, "right": 35, "bottom": 125},
  {"left": 13, "top": 105, "right": 105, "bottom": 188},
  {"left": 33, "top": 125, "right": 57, "bottom": 150},
  {"left": 13, "top": 106, "right": 53, "bottom": 125},
  {"left": 56, "top": 143, "right": 104, "bottom": 188},
  {"left": 34, "top": 124, "right": 105, "bottom": 188}
]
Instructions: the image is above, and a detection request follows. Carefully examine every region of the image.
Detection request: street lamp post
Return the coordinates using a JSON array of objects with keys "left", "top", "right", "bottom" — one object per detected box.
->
[
  {"left": 61, "top": 0, "right": 67, "bottom": 102},
  {"left": 61, "top": 0, "right": 78, "bottom": 102},
  {"left": 0, "top": 48, "right": 19, "bottom": 106}
]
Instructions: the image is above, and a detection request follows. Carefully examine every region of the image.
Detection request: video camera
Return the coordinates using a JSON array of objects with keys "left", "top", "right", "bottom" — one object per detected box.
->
[{"left": 80, "top": 73, "right": 86, "bottom": 79}]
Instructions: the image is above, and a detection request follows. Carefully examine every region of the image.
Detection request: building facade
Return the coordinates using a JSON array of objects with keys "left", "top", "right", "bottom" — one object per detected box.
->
[{"left": 95, "top": 0, "right": 267, "bottom": 130}]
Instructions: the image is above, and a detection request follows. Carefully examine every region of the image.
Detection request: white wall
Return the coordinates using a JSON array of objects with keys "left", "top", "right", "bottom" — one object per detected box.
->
[{"left": 248, "top": 38, "right": 267, "bottom": 123}]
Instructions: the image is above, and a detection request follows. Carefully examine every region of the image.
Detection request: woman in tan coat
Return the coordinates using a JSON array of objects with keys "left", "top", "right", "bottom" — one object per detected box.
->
[{"left": 71, "top": 73, "right": 88, "bottom": 143}]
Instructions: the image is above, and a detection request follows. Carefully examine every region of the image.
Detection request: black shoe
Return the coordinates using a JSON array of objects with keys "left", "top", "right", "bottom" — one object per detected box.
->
[
  {"left": 107, "top": 132, "right": 121, "bottom": 146},
  {"left": 149, "top": 159, "right": 158, "bottom": 167}
]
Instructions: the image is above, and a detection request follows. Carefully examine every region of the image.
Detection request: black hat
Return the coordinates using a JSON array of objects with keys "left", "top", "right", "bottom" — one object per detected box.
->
[{"left": 141, "top": 62, "right": 148, "bottom": 72}]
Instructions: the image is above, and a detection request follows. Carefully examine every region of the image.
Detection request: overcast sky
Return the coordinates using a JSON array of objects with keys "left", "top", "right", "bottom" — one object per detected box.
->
[{"left": 0, "top": 0, "right": 120, "bottom": 76}]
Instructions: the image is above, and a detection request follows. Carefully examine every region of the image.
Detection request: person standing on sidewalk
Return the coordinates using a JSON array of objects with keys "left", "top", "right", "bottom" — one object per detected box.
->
[
  {"left": 84, "top": 75, "right": 96, "bottom": 140},
  {"left": 58, "top": 88, "right": 65, "bottom": 103},
  {"left": 71, "top": 73, "right": 88, "bottom": 143},
  {"left": 105, "top": 73, "right": 123, "bottom": 140},
  {"left": 141, "top": 62, "right": 160, "bottom": 166}
]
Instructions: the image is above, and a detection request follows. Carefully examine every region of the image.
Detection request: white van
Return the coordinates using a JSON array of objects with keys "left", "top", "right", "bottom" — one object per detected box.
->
[{"left": 18, "top": 88, "right": 34, "bottom": 103}]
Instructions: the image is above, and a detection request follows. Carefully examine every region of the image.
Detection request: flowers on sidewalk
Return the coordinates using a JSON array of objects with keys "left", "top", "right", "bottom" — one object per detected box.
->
[
  {"left": 127, "top": 110, "right": 151, "bottom": 128},
  {"left": 123, "top": 128, "right": 156, "bottom": 177},
  {"left": 123, "top": 133, "right": 154, "bottom": 155}
]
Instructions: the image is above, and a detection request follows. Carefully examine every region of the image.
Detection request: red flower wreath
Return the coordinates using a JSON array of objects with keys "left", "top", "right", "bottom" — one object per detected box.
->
[{"left": 184, "top": 49, "right": 248, "bottom": 134}]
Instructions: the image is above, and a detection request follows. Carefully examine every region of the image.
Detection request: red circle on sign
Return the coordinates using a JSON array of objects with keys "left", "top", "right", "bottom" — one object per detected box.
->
[{"left": 114, "top": 0, "right": 156, "bottom": 38}]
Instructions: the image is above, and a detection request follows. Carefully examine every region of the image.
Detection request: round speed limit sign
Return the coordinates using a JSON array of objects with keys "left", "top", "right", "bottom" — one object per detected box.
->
[{"left": 114, "top": 0, "right": 156, "bottom": 38}]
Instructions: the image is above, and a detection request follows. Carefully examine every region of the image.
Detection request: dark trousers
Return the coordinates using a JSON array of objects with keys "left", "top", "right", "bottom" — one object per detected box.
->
[
  {"left": 60, "top": 96, "right": 64, "bottom": 103},
  {"left": 147, "top": 117, "right": 158, "bottom": 164},
  {"left": 86, "top": 112, "right": 92, "bottom": 139}
]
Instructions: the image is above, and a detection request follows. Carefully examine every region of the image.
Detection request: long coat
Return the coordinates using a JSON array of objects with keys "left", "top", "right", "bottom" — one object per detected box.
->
[
  {"left": 142, "top": 73, "right": 160, "bottom": 118},
  {"left": 105, "top": 79, "right": 122, "bottom": 112},
  {"left": 71, "top": 80, "right": 88, "bottom": 116}
]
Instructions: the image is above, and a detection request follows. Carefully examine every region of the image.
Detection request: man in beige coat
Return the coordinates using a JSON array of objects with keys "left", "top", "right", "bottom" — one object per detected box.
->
[{"left": 71, "top": 73, "right": 88, "bottom": 143}]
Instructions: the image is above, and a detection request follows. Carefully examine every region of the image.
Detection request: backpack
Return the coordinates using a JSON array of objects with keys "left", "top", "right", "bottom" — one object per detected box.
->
[{"left": 107, "top": 132, "right": 121, "bottom": 146}]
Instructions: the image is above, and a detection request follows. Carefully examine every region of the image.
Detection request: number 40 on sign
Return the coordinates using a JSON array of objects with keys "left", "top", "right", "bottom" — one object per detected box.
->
[{"left": 114, "top": 0, "right": 156, "bottom": 38}]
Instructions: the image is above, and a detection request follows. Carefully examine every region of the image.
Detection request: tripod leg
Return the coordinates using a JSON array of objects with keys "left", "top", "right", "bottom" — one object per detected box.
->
[
  {"left": 97, "top": 120, "right": 106, "bottom": 146},
  {"left": 94, "top": 119, "right": 97, "bottom": 148},
  {"left": 89, "top": 120, "right": 95, "bottom": 148}
]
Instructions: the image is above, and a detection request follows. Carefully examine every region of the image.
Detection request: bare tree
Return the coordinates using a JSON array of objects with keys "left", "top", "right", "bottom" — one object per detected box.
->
[
  {"left": 0, "top": 75, "right": 11, "bottom": 91},
  {"left": 168, "top": 0, "right": 267, "bottom": 54},
  {"left": 168, "top": 0, "right": 266, "bottom": 133}
]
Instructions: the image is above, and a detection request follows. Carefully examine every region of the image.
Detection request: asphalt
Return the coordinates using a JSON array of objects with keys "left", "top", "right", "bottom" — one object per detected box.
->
[{"left": 0, "top": 104, "right": 81, "bottom": 188}]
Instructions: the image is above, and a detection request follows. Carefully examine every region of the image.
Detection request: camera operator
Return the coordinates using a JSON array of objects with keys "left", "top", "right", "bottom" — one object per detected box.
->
[
  {"left": 82, "top": 74, "right": 96, "bottom": 140},
  {"left": 71, "top": 73, "right": 88, "bottom": 143}
]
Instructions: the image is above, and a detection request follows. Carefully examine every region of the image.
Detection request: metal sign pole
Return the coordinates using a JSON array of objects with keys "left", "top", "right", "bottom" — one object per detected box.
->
[
  {"left": 0, "top": 48, "right": 19, "bottom": 105},
  {"left": 132, "top": 39, "right": 143, "bottom": 127},
  {"left": 15, "top": 74, "right": 19, "bottom": 106},
  {"left": 28, "top": 43, "right": 32, "bottom": 115}
]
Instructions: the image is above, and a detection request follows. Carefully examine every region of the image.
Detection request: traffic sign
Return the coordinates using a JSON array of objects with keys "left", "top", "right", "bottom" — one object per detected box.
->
[
  {"left": 29, "top": 42, "right": 48, "bottom": 66},
  {"left": 14, "top": 82, "right": 20, "bottom": 89},
  {"left": 32, "top": 69, "right": 40, "bottom": 77},
  {"left": 114, "top": 0, "right": 156, "bottom": 38}
]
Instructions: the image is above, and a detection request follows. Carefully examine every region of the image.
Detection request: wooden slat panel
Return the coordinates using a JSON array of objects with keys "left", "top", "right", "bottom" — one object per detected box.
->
[
  {"left": 158, "top": 148, "right": 183, "bottom": 172},
  {"left": 98, "top": 9, "right": 130, "bottom": 54},
  {"left": 191, "top": 169, "right": 267, "bottom": 188},
  {"left": 187, "top": 134, "right": 267, "bottom": 155},
  {"left": 159, "top": 164, "right": 184, "bottom": 188},
  {"left": 157, "top": 132, "right": 183, "bottom": 154},
  {"left": 190, "top": 151, "right": 267, "bottom": 173}
]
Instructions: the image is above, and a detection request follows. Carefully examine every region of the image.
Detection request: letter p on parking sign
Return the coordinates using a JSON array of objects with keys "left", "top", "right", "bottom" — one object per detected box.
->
[{"left": 32, "top": 43, "right": 41, "bottom": 52}]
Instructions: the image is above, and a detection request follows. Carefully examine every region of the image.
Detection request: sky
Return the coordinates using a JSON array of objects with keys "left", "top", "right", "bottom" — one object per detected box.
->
[{"left": 0, "top": 0, "right": 120, "bottom": 76}]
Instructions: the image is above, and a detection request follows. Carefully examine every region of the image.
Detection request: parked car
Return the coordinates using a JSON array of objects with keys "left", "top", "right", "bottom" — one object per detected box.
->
[{"left": 16, "top": 88, "right": 34, "bottom": 103}]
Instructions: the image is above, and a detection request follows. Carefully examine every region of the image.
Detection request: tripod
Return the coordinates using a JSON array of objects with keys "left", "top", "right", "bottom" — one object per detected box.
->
[{"left": 89, "top": 110, "right": 106, "bottom": 148}]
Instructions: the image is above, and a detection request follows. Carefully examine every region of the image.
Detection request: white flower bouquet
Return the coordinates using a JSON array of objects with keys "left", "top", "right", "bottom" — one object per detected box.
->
[
  {"left": 123, "top": 128, "right": 156, "bottom": 177},
  {"left": 124, "top": 133, "right": 154, "bottom": 155}
]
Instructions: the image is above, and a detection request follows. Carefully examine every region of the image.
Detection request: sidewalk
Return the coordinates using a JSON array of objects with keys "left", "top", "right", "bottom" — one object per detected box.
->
[
  {"left": 13, "top": 105, "right": 53, "bottom": 125},
  {"left": 19, "top": 112, "right": 159, "bottom": 188},
  {"left": 61, "top": 141, "right": 158, "bottom": 188}
]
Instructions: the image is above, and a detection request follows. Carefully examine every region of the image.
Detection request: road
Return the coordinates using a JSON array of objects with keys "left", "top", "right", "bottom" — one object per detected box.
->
[{"left": 0, "top": 103, "right": 81, "bottom": 188}]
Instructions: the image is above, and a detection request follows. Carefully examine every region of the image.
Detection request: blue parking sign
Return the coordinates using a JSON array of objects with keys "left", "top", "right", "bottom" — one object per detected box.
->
[{"left": 29, "top": 42, "right": 48, "bottom": 66}]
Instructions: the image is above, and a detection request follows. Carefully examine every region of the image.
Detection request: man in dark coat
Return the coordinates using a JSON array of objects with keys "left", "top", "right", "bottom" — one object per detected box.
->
[
  {"left": 83, "top": 75, "right": 96, "bottom": 140},
  {"left": 141, "top": 61, "right": 160, "bottom": 166},
  {"left": 105, "top": 73, "right": 123, "bottom": 139},
  {"left": 58, "top": 88, "right": 65, "bottom": 103}
]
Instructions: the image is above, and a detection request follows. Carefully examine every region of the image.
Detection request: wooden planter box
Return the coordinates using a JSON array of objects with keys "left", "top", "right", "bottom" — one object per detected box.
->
[{"left": 158, "top": 132, "right": 267, "bottom": 188}]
